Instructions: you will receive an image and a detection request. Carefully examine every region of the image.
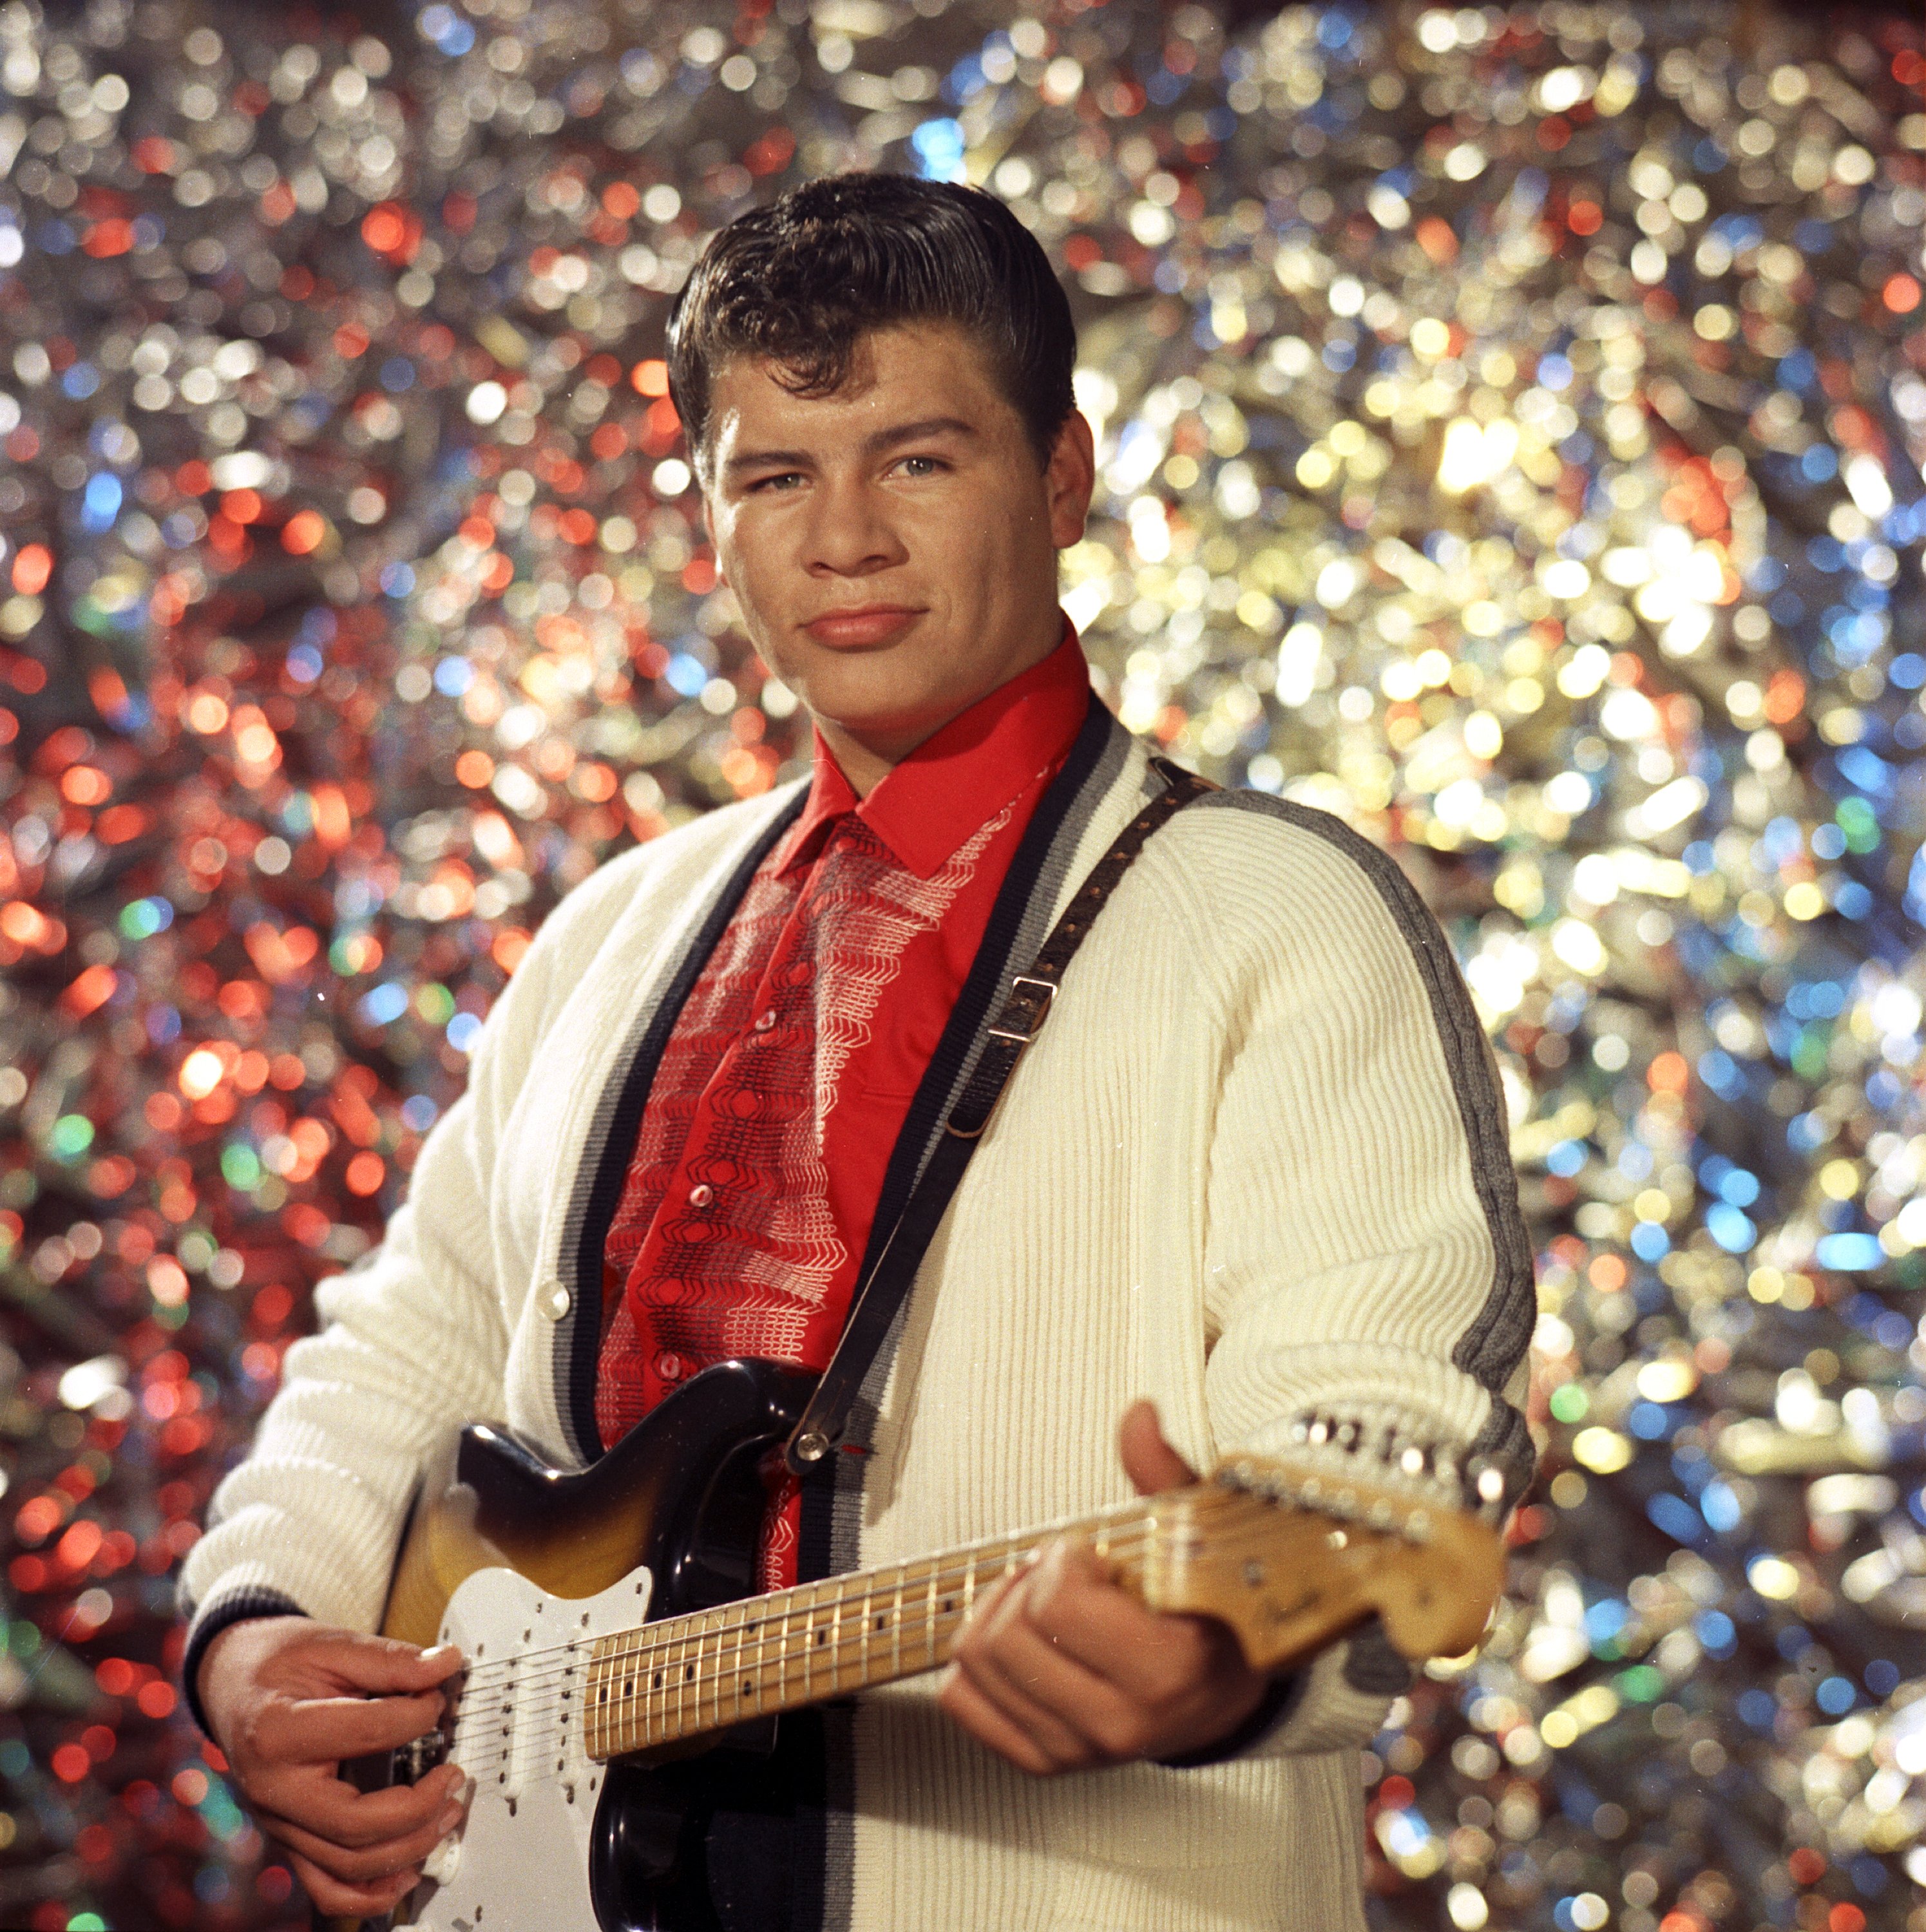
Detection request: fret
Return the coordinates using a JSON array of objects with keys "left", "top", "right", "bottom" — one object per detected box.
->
[
  {"left": 801, "top": 1580, "right": 816, "bottom": 1704},
  {"left": 694, "top": 1609, "right": 709, "bottom": 1738},
  {"left": 602, "top": 1629, "right": 620, "bottom": 1758},
  {"left": 612, "top": 1629, "right": 630, "bottom": 1757},
  {"left": 703, "top": 1609, "right": 718, "bottom": 1728},
  {"left": 686, "top": 1612, "right": 699, "bottom": 1739},
  {"left": 831, "top": 1582, "right": 845, "bottom": 1697},
  {"left": 705, "top": 1606, "right": 718, "bottom": 1731},
  {"left": 775, "top": 1586, "right": 790, "bottom": 1718},
  {"left": 648, "top": 1615, "right": 666, "bottom": 1749},
  {"left": 669, "top": 1616, "right": 684, "bottom": 1744},
  {"left": 710, "top": 1605, "right": 724, "bottom": 1732},
  {"left": 680, "top": 1616, "right": 696, "bottom": 1735},
  {"left": 857, "top": 1573, "right": 872, "bottom": 1694},
  {"left": 616, "top": 1629, "right": 633, "bottom": 1756},
  {"left": 924, "top": 1558, "right": 939, "bottom": 1675},
  {"left": 891, "top": 1558, "right": 906, "bottom": 1683},
  {"left": 730, "top": 1600, "right": 745, "bottom": 1723},
  {"left": 643, "top": 1624, "right": 658, "bottom": 1749}
]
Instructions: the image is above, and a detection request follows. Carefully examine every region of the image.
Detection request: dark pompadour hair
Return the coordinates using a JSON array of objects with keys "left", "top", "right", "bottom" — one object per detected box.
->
[{"left": 666, "top": 173, "right": 1077, "bottom": 477}]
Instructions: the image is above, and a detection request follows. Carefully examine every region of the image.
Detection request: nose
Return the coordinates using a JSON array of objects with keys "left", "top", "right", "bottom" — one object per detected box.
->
[{"left": 803, "top": 474, "right": 906, "bottom": 578}]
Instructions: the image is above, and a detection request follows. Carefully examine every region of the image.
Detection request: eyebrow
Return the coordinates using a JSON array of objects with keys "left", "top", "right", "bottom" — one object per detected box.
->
[{"left": 721, "top": 415, "right": 980, "bottom": 478}]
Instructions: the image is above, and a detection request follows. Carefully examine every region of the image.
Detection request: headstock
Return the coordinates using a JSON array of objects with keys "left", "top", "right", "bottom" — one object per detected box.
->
[{"left": 1143, "top": 1450, "right": 1505, "bottom": 1674}]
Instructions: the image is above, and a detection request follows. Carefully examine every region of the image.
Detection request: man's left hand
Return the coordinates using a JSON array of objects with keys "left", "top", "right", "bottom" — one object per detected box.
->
[{"left": 937, "top": 1401, "right": 1272, "bottom": 1775}]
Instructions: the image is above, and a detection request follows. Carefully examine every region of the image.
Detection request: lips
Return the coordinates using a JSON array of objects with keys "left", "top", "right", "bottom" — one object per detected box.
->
[{"left": 803, "top": 605, "right": 923, "bottom": 649}]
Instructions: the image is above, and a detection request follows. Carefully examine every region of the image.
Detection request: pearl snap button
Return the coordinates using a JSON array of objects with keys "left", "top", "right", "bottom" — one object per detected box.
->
[
  {"left": 754, "top": 1010, "right": 776, "bottom": 1032},
  {"left": 688, "top": 1183, "right": 714, "bottom": 1208},
  {"left": 534, "top": 1276, "right": 571, "bottom": 1321}
]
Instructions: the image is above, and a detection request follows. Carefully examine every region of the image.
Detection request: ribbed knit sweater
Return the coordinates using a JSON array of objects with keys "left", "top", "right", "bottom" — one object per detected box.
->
[{"left": 180, "top": 705, "right": 1534, "bottom": 1932}]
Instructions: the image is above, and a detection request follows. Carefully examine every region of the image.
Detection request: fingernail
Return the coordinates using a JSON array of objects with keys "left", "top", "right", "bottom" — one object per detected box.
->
[{"left": 420, "top": 1643, "right": 459, "bottom": 1666}]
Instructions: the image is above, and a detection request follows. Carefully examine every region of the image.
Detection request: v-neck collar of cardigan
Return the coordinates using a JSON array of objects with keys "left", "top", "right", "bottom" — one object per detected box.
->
[{"left": 772, "top": 618, "right": 1089, "bottom": 882}]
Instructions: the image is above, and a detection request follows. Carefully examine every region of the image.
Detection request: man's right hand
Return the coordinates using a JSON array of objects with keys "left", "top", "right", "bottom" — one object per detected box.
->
[{"left": 198, "top": 1615, "right": 470, "bottom": 1918}]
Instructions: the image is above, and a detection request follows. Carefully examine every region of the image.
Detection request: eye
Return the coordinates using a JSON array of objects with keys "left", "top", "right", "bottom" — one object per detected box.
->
[
  {"left": 745, "top": 471, "right": 805, "bottom": 493},
  {"left": 894, "top": 454, "right": 946, "bottom": 479}
]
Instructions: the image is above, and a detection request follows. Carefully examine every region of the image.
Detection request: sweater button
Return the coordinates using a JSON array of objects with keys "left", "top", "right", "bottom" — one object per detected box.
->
[
  {"left": 754, "top": 1009, "right": 776, "bottom": 1032},
  {"left": 687, "top": 1184, "right": 714, "bottom": 1209},
  {"left": 534, "top": 1276, "right": 571, "bottom": 1321}
]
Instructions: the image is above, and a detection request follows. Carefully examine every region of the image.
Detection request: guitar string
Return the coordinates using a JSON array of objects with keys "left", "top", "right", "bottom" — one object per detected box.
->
[
  {"left": 432, "top": 1524, "right": 1438, "bottom": 1785},
  {"left": 436, "top": 1510, "right": 1187, "bottom": 1705},
  {"left": 413, "top": 1484, "right": 1453, "bottom": 1770},
  {"left": 424, "top": 1507, "right": 1361, "bottom": 1773},
  {"left": 439, "top": 1506, "right": 1182, "bottom": 1696},
  {"left": 442, "top": 1598, "right": 1023, "bottom": 1776},
  {"left": 444, "top": 1525, "right": 1164, "bottom": 1721},
  {"left": 432, "top": 1468, "right": 1447, "bottom": 1709},
  {"left": 432, "top": 1489, "right": 1375, "bottom": 1723},
  {"left": 421, "top": 1521, "right": 1185, "bottom": 1773}
]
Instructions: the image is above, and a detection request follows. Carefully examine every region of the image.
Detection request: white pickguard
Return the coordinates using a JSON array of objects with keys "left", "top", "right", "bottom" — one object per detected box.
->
[{"left": 392, "top": 1562, "right": 656, "bottom": 1932}]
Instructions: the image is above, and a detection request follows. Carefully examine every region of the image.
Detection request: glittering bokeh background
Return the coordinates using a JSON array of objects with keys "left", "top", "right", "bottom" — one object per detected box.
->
[{"left": 1, "top": 0, "right": 1923, "bottom": 1926}]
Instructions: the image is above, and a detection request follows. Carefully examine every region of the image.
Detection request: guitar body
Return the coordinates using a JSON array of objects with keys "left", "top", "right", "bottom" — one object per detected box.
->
[{"left": 346, "top": 1358, "right": 816, "bottom": 1932}]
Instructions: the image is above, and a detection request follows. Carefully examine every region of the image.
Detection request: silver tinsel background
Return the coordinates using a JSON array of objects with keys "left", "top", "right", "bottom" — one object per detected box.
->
[{"left": 0, "top": 0, "right": 1923, "bottom": 1926}]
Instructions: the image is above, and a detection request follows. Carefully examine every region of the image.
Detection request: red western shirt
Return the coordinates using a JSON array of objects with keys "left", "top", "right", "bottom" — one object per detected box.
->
[{"left": 596, "top": 623, "right": 1091, "bottom": 1586}]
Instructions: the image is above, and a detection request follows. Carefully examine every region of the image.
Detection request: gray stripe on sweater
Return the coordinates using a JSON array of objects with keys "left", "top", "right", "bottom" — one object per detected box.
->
[{"left": 1193, "top": 789, "right": 1537, "bottom": 1502}]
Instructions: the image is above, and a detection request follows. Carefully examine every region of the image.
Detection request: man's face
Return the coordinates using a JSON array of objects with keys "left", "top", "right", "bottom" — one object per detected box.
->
[{"left": 701, "top": 324, "right": 1094, "bottom": 768}]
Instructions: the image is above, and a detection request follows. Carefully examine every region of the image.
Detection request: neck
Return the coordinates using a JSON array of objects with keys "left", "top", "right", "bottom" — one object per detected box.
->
[
  {"left": 581, "top": 1491, "right": 1178, "bottom": 1761},
  {"left": 805, "top": 612, "right": 1067, "bottom": 800},
  {"left": 811, "top": 716, "right": 913, "bottom": 800}
]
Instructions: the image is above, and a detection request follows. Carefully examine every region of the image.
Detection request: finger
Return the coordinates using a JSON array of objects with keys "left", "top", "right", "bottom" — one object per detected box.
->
[
  {"left": 254, "top": 1762, "right": 468, "bottom": 1850},
  {"left": 1118, "top": 1399, "right": 1197, "bottom": 1496},
  {"left": 288, "top": 1844, "right": 422, "bottom": 1918},
  {"left": 1018, "top": 1542, "right": 1211, "bottom": 1689},
  {"left": 951, "top": 1615, "right": 1113, "bottom": 1768},
  {"left": 266, "top": 1787, "right": 466, "bottom": 1886},
  {"left": 301, "top": 1631, "right": 466, "bottom": 1696},
  {"left": 937, "top": 1664, "right": 1065, "bottom": 1777},
  {"left": 253, "top": 1687, "right": 449, "bottom": 1765}
]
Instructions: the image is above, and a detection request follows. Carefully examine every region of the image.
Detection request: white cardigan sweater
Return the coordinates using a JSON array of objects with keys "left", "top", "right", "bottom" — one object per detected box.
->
[{"left": 182, "top": 710, "right": 1534, "bottom": 1932}]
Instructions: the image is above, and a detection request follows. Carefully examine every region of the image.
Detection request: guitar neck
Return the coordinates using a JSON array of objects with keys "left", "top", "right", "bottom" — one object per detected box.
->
[{"left": 584, "top": 1492, "right": 1183, "bottom": 1761}]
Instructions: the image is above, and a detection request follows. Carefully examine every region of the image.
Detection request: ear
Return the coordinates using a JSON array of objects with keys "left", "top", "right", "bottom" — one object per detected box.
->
[{"left": 1044, "top": 408, "right": 1096, "bottom": 551}]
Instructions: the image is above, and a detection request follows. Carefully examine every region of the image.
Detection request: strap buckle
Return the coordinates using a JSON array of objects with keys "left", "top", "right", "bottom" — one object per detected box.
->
[{"left": 987, "top": 974, "right": 1057, "bottom": 1046}]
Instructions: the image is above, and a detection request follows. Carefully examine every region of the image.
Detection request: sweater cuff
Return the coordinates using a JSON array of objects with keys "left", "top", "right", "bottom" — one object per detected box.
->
[
  {"left": 178, "top": 1586, "right": 310, "bottom": 1739},
  {"left": 1155, "top": 1671, "right": 1303, "bottom": 1769}
]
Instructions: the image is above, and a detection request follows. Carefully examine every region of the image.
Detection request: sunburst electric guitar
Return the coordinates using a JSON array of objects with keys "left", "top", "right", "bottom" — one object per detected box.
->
[{"left": 335, "top": 1359, "right": 1505, "bottom": 1932}]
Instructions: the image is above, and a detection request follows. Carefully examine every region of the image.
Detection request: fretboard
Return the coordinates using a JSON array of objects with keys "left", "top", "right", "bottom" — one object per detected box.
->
[{"left": 582, "top": 1493, "right": 1183, "bottom": 1762}]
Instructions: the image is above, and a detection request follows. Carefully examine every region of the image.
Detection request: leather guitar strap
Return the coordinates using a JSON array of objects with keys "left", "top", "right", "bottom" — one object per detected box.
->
[{"left": 785, "top": 757, "right": 1218, "bottom": 1475}]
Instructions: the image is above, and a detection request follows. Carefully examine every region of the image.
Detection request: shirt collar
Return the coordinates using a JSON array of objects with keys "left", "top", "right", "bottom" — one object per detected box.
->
[{"left": 775, "top": 617, "right": 1091, "bottom": 881}]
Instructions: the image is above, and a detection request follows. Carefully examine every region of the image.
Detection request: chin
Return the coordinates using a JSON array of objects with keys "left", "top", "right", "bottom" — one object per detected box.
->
[{"left": 791, "top": 659, "right": 954, "bottom": 737}]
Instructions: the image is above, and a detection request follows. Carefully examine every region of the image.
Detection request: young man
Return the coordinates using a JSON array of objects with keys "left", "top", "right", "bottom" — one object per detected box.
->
[{"left": 182, "top": 175, "right": 1532, "bottom": 1930}]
